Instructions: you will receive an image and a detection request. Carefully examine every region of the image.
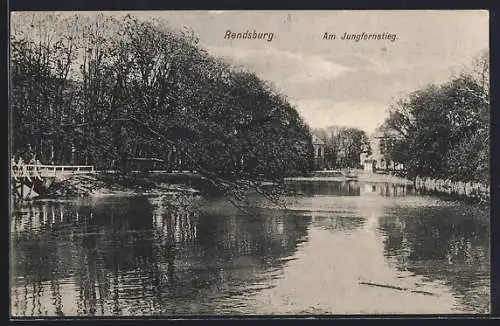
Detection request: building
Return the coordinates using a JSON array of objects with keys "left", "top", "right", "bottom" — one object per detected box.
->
[
  {"left": 360, "top": 129, "right": 404, "bottom": 173},
  {"left": 312, "top": 135, "right": 326, "bottom": 170},
  {"left": 360, "top": 153, "right": 376, "bottom": 173}
]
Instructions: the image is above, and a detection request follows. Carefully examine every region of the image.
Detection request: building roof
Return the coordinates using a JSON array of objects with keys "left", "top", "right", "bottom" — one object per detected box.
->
[{"left": 312, "top": 135, "right": 325, "bottom": 145}]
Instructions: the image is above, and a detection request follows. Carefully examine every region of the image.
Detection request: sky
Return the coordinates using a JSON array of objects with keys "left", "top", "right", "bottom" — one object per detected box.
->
[{"left": 13, "top": 10, "right": 489, "bottom": 133}]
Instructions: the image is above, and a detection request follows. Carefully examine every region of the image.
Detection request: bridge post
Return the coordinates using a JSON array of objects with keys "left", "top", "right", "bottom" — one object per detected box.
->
[{"left": 11, "top": 164, "right": 96, "bottom": 201}]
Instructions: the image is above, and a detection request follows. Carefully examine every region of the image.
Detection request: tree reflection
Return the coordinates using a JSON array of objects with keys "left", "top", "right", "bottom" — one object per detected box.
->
[
  {"left": 286, "top": 180, "right": 413, "bottom": 198},
  {"left": 286, "top": 181, "right": 361, "bottom": 196},
  {"left": 11, "top": 201, "right": 78, "bottom": 316},
  {"left": 360, "top": 182, "right": 412, "bottom": 197},
  {"left": 11, "top": 193, "right": 310, "bottom": 316},
  {"left": 378, "top": 204, "right": 490, "bottom": 313},
  {"left": 308, "top": 213, "right": 365, "bottom": 233},
  {"left": 143, "top": 194, "right": 311, "bottom": 314}
]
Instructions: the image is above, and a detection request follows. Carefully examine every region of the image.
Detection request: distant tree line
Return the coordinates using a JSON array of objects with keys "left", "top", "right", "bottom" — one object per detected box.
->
[
  {"left": 380, "top": 51, "right": 489, "bottom": 184},
  {"left": 313, "top": 126, "right": 371, "bottom": 169},
  {"left": 10, "top": 13, "right": 314, "bottom": 182}
]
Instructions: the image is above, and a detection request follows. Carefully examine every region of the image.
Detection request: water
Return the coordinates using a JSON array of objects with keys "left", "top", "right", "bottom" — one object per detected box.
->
[{"left": 10, "top": 181, "right": 490, "bottom": 316}]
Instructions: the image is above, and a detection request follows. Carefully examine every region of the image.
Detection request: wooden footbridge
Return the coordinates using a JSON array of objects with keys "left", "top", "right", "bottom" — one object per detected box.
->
[{"left": 11, "top": 164, "right": 95, "bottom": 200}]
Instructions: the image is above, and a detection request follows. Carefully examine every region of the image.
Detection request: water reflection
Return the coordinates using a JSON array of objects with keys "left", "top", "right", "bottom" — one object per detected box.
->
[
  {"left": 360, "top": 182, "right": 412, "bottom": 197},
  {"left": 288, "top": 180, "right": 361, "bottom": 196},
  {"left": 378, "top": 204, "right": 490, "bottom": 313},
  {"left": 11, "top": 195, "right": 310, "bottom": 316},
  {"left": 287, "top": 181, "right": 412, "bottom": 198},
  {"left": 10, "top": 180, "right": 490, "bottom": 316},
  {"left": 307, "top": 213, "right": 366, "bottom": 233}
]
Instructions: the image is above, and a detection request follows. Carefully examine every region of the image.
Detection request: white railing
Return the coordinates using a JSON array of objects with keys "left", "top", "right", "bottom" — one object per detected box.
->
[{"left": 11, "top": 164, "right": 95, "bottom": 178}]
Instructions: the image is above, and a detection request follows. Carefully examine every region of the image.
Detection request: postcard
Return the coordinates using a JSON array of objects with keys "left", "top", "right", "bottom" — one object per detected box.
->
[{"left": 9, "top": 10, "right": 490, "bottom": 317}]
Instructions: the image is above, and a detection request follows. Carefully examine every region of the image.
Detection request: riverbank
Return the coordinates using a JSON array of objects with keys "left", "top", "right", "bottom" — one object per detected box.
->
[
  {"left": 414, "top": 176, "right": 489, "bottom": 204},
  {"left": 26, "top": 171, "right": 283, "bottom": 201},
  {"left": 29, "top": 171, "right": 491, "bottom": 206},
  {"left": 43, "top": 173, "right": 201, "bottom": 199}
]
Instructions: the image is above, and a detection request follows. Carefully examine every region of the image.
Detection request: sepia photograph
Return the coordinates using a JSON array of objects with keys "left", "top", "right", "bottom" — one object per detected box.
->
[{"left": 9, "top": 10, "right": 490, "bottom": 316}]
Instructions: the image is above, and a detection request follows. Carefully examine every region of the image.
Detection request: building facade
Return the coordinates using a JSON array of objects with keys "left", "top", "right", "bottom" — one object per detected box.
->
[
  {"left": 360, "top": 130, "right": 404, "bottom": 173},
  {"left": 312, "top": 135, "right": 326, "bottom": 170}
]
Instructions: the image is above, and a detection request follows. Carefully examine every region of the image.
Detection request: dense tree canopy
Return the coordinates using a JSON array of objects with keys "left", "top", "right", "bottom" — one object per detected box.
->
[
  {"left": 381, "top": 50, "right": 489, "bottom": 183},
  {"left": 10, "top": 13, "right": 314, "bottom": 184},
  {"left": 313, "top": 126, "right": 370, "bottom": 169}
]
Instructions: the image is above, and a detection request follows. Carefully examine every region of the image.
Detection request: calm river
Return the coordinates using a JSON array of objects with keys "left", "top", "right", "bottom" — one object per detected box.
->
[{"left": 10, "top": 181, "right": 490, "bottom": 316}]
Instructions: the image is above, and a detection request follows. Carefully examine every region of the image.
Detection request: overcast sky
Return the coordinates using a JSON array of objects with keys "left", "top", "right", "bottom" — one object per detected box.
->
[{"left": 15, "top": 10, "right": 489, "bottom": 133}]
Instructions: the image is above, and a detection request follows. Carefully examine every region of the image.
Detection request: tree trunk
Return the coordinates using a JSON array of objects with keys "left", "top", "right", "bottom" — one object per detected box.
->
[
  {"left": 166, "top": 148, "right": 173, "bottom": 172},
  {"left": 71, "top": 143, "right": 76, "bottom": 165},
  {"left": 50, "top": 142, "right": 55, "bottom": 164}
]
